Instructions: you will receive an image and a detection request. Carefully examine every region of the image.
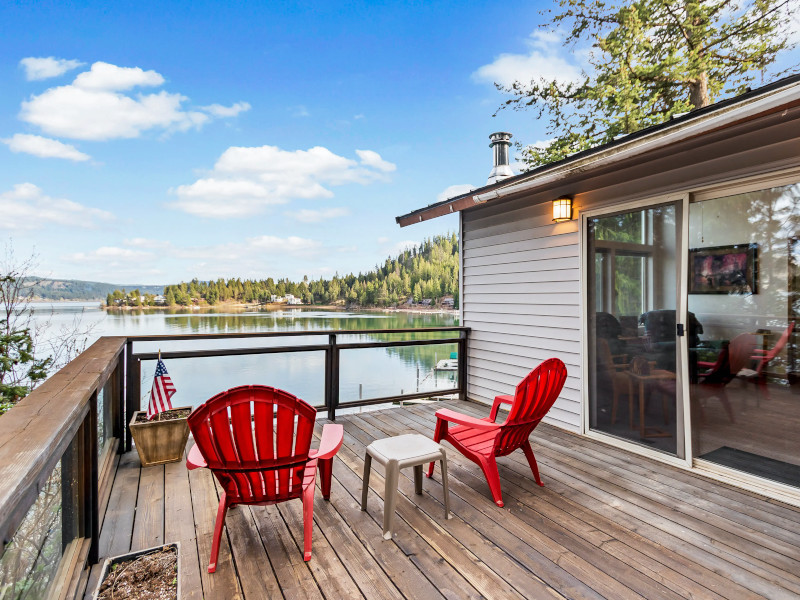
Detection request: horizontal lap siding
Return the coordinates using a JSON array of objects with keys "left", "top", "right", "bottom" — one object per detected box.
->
[{"left": 463, "top": 202, "right": 583, "bottom": 433}]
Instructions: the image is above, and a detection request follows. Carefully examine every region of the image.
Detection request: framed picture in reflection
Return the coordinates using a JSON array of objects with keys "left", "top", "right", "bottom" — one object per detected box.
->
[{"left": 688, "top": 244, "right": 758, "bottom": 295}]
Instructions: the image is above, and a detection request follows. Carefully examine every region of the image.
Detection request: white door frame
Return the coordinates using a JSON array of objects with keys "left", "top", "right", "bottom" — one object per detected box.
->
[{"left": 579, "top": 192, "right": 693, "bottom": 469}]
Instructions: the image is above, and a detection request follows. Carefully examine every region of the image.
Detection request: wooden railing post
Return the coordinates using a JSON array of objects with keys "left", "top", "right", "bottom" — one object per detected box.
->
[
  {"left": 86, "top": 391, "right": 99, "bottom": 564},
  {"left": 113, "top": 352, "right": 124, "bottom": 451},
  {"left": 124, "top": 340, "right": 140, "bottom": 452}
]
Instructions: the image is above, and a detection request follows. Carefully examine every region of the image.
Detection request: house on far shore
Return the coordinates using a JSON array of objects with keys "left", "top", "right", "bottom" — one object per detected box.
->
[
  {"left": 396, "top": 74, "right": 800, "bottom": 507},
  {"left": 442, "top": 297, "right": 455, "bottom": 308},
  {"left": 285, "top": 294, "right": 302, "bottom": 305}
]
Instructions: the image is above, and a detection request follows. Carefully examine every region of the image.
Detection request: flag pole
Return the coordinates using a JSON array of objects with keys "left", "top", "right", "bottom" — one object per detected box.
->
[{"left": 157, "top": 349, "right": 162, "bottom": 421}]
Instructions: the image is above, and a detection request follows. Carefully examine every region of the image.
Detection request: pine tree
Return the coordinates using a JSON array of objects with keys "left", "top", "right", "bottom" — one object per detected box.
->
[{"left": 498, "top": 0, "right": 796, "bottom": 167}]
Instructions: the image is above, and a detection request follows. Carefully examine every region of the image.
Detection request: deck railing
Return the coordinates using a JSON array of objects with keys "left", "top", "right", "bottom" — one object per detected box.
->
[{"left": 0, "top": 326, "right": 468, "bottom": 598}]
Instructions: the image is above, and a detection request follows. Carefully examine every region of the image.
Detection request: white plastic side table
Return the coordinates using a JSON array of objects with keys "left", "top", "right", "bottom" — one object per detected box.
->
[{"left": 361, "top": 433, "right": 451, "bottom": 539}]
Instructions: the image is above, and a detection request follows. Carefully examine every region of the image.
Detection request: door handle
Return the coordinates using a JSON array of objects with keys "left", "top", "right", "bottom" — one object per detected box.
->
[{"left": 677, "top": 323, "right": 685, "bottom": 337}]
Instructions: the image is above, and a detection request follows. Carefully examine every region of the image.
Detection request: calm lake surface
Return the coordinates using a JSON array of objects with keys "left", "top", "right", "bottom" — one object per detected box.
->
[{"left": 30, "top": 302, "right": 459, "bottom": 411}]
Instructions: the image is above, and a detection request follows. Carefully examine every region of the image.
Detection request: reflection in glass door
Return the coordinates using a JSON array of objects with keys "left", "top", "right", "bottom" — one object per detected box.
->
[
  {"left": 587, "top": 202, "right": 684, "bottom": 456},
  {"left": 689, "top": 183, "right": 800, "bottom": 489}
]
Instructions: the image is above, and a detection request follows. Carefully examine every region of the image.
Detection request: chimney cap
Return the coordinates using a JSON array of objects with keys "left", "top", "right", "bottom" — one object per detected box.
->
[
  {"left": 487, "top": 132, "right": 514, "bottom": 184},
  {"left": 489, "top": 131, "right": 513, "bottom": 146}
]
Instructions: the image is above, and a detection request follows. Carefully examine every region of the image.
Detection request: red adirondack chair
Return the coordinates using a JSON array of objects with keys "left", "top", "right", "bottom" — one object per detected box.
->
[
  {"left": 186, "top": 385, "right": 343, "bottom": 572},
  {"left": 427, "top": 358, "right": 568, "bottom": 507}
]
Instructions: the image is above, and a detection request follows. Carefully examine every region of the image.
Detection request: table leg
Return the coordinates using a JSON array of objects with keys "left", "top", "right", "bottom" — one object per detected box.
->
[
  {"left": 628, "top": 377, "right": 635, "bottom": 430},
  {"left": 383, "top": 461, "right": 400, "bottom": 540},
  {"left": 361, "top": 453, "right": 372, "bottom": 511},
  {"left": 439, "top": 454, "right": 451, "bottom": 520},
  {"left": 639, "top": 380, "right": 646, "bottom": 438}
]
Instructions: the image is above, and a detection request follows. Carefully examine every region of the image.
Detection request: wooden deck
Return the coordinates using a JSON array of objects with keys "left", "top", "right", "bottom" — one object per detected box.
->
[{"left": 85, "top": 400, "right": 800, "bottom": 599}]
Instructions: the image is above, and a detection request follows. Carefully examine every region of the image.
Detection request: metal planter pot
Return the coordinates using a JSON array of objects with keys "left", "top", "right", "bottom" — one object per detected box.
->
[{"left": 92, "top": 542, "right": 180, "bottom": 599}]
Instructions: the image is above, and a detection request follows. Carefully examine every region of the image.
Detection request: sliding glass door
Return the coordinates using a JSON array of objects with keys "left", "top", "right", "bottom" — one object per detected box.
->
[
  {"left": 688, "top": 183, "right": 800, "bottom": 488},
  {"left": 586, "top": 201, "right": 684, "bottom": 457}
]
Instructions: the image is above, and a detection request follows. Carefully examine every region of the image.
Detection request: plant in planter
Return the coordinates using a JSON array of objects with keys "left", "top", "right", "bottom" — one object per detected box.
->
[
  {"left": 129, "top": 354, "right": 191, "bottom": 467},
  {"left": 93, "top": 543, "right": 180, "bottom": 600}
]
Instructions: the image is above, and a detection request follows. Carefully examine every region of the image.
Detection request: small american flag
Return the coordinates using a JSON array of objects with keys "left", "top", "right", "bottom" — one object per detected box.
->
[{"left": 147, "top": 358, "right": 176, "bottom": 420}]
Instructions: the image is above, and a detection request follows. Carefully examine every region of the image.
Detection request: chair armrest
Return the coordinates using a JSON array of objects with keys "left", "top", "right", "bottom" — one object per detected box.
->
[
  {"left": 309, "top": 424, "right": 344, "bottom": 460},
  {"left": 697, "top": 360, "right": 716, "bottom": 369},
  {"left": 490, "top": 394, "right": 514, "bottom": 422},
  {"left": 186, "top": 443, "right": 207, "bottom": 470},
  {"left": 435, "top": 408, "right": 500, "bottom": 431}
]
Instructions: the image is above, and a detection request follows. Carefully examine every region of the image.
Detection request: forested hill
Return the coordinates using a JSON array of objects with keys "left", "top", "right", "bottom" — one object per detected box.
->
[
  {"left": 112, "top": 233, "right": 459, "bottom": 308},
  {"left": 27, "top": 278, "right": 163, "bottom": 301}
]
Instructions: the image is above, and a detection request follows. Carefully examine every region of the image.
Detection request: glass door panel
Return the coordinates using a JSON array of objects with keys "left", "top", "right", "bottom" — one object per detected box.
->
[
  {"left": 587, "top": 202, "right": 682, "bottom": 456},
  {"left": 689, "top": 183, "right": 800, "bottom": 488}
]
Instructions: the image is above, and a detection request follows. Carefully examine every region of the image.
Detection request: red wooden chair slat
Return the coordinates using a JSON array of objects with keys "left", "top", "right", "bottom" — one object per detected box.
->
[
  {"left": 187, "top": 385, "right": 343, "bottom": 571},
  {"left": 428, "top": 358, "right": 567, "bottom": 507}
]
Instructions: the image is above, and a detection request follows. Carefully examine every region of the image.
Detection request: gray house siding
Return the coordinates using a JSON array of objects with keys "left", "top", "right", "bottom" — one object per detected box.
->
[{"left": 462, "top": 199, "right": 583, "bottom": 431}]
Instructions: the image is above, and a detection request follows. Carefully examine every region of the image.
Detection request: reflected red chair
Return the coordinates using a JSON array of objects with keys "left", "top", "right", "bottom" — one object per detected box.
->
[
  {"left": 742, "top": 322, "right": 795, "bottom": 401},
  {"left": 694, "top": 333, "right": 756, "bottom": 424},
  {"left": 186, "top": 385, "right": 343, "bottom": 572},
  {"left": 427, "top": 358, "right": 567, "bottom": 507}
]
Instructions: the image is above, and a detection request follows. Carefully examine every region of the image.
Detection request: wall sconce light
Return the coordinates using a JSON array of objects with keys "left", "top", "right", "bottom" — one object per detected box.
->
[{"left": 552, "top": 196, "right": 573, "bottom": 222}]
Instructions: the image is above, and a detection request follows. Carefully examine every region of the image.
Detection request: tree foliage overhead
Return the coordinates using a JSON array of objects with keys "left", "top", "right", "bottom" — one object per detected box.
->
[{"left": 499, "top": 0, "right": 796, "bottom": 168}]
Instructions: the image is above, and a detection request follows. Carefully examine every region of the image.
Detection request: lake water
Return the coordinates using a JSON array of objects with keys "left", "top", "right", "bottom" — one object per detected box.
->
[{"left": 29, "top": 302, "right": 459, "bottom": 411}]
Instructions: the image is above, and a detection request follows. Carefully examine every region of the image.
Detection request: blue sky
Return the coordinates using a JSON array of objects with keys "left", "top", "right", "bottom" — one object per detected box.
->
[{"left": 1, "top": 1, "right": 798, "bottom": 285}]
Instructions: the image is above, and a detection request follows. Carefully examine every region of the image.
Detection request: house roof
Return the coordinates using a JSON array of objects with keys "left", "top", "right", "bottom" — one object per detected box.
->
[{"left": 396, "top": 74, "right": 800, "bottom": 227}]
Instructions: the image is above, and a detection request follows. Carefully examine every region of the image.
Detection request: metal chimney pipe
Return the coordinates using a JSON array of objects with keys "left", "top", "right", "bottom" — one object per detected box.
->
[{"left": 487, "top": 132, "right": 514, "bottom": 184}]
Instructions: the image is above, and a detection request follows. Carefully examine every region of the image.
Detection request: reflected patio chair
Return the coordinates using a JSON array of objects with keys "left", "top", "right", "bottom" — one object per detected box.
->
[
  {"left": 596, "top": 338, "right": 633, "bottom": 427},
  {"left": 694, "top": 333, "right": 757, "bottom": 424},
  {"left": 186, "top": 385, "right": 343, "bottom": 571},
  {"left": 427, "top": 358, "right": 567, "bottom": 507},
  {"left": 739, "top": 322, "right": 795, "bottom": 402}
]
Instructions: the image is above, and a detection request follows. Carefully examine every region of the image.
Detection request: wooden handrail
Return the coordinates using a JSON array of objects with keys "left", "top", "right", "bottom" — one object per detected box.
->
[{"left": 0, "top": 336, "right": 125, "bottom": 556}]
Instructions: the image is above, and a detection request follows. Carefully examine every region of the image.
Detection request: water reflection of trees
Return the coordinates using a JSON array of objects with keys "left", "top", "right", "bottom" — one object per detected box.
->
[
  {"left": 153, "top": 309, "right": 460, "bottom": 367},
  {"left": 0, "top": 465, "right": 62, "bottom": 599}
]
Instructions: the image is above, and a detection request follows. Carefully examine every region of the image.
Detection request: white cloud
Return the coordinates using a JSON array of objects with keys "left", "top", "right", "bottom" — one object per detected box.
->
[
  {"left": 18, "top": 61, "right": 248, "bottom": 141},
  {"left": 20, "top": 57, "right": 84, "bottom": 80},
  {"left": 472, "top": 30, "right": 582, "bottom": 88},
  {"left": 290, "top": 105, "right": 310, "bottom": 117},
  {"left": 0, "top": 183, "right": 113, "bottom": 230},
  {"left": 92, "top": 235, "right": 324, "bottom": 279},
  {"left": 66, "top": 246, "right": 154, "bottom": 262},
  {"left": 285, "top": 207, "right": 350, "bottom": 223},
  {"left": 437, "top": 183, "right": 475, "bottom": 202},
  {"left": 129, "top": 235, "right": 323, "bottom": 260},
  {"left": 2, "top": 133, "right": 90, "bottom": 161},
  {"left": 72, "top": 62, "right": 163, "bottom": 91},
  {"left": 788, "top": 2, "right": 800, "bottom": 44},
  {"left": 123, "top": 237, "right": 171, "bottom": 249},
  {"left": 202, "top": 102, "right": 251, "bottom": 117},
  {"left": 172, "top": 144, "right": 396, "bottom": 218},
  {"left": 356, "top": 149, "right": 396, "bottom": 173},
  {"left": 377, "top": 237, "right": 390, "bottom": 243},
  {"left": 392, "top": 240, "right": 419, "bottom": 256}
]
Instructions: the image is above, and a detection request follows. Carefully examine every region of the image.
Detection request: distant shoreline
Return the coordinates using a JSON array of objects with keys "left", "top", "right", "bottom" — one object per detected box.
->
[{"left": 98, "top": 301, "right": 458, "bottom": 316}]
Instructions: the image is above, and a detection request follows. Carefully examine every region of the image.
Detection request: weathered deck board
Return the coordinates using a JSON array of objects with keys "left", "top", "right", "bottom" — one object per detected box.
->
[{"left": 85, "top": 401, "right": 800, "bottom": 599}]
